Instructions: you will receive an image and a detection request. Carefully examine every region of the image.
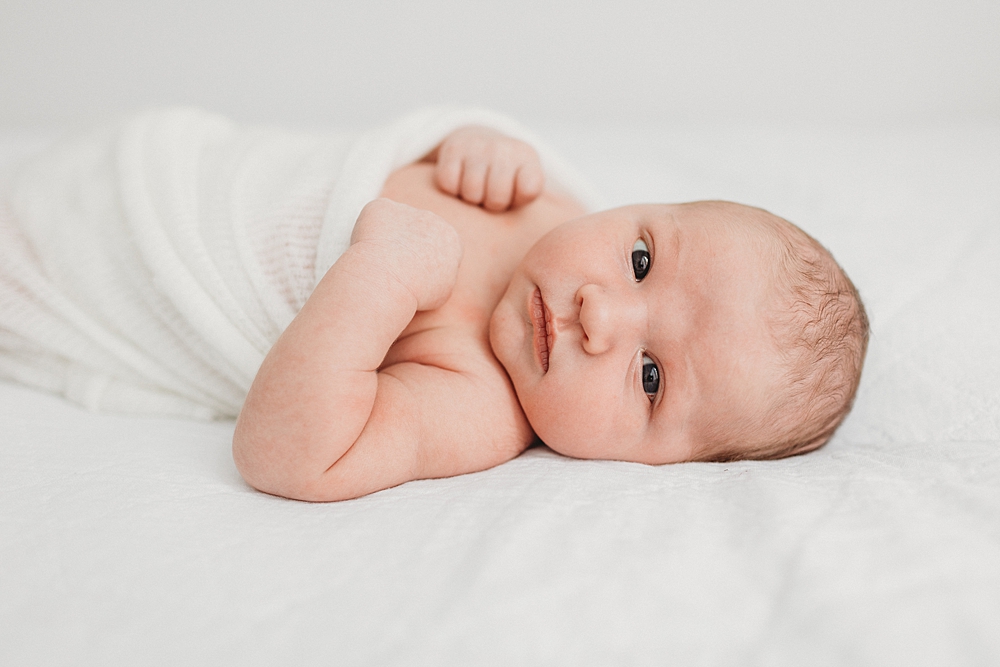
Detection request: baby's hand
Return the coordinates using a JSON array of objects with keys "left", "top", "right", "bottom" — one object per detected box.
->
[
  {"left": 350, "top": 199, "right": 462, "bottom": 311},
  {"left": 432, "top": 126, "right": 545, "bottom": 212}
]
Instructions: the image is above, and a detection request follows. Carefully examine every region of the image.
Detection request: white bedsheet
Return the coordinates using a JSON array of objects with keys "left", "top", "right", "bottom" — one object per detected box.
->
[{"left": 2, "top": 121, "right": 998, "bottom": 666}]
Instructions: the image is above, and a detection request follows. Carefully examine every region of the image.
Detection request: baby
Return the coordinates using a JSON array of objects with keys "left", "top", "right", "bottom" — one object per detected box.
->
[{"left": 233, "top": 126, "right": 869, "bottom": 502}]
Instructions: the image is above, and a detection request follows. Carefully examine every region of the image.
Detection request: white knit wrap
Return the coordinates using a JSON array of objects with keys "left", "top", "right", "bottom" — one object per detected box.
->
[{"left": 0, "top": 107, "right": 600, "bottom": 418}]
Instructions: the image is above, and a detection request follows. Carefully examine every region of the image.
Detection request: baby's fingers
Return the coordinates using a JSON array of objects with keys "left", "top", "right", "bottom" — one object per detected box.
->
[
  {"left": 483, "top": 160, "right": 518, "bottom": 212},
  {"left": 459, "top": 159, "right": 488, "bottom": 205},
  {"left": 434, "top": 146, "right": 464, "bottom": 197},
  {"left": 512, "top": 161, "right": 544, "bottom": 208},
  {"left": 432, "top": 126, "right": 544, "bottom": 210}
]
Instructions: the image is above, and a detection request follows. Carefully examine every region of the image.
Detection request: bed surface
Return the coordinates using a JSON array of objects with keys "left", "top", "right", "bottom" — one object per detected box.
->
[{"left": 2, "top": 121, "right": 999, "bottom": 665}]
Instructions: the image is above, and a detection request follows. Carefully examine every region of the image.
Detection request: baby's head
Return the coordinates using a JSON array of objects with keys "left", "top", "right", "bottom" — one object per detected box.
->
[{"left": 489, "top": 201, "right": 868, "bottom": 464}]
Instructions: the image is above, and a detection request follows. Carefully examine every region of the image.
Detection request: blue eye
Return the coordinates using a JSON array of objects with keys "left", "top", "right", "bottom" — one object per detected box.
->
[
  {"left": 641, "top": 353, "right": 659, "bottom": 400},
  {"left": 632, "top": 239, "right": 650, "bottom": 281}
]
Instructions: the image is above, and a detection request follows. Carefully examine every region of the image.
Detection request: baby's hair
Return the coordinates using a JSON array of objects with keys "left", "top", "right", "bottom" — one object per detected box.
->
[{"left": 694, "top": 204, "right": 869, "bottom": 462}]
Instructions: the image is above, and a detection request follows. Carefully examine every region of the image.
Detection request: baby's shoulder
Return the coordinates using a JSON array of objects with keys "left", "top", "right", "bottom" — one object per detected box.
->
[{"left": 380, "top": 323, "right": 533, "bottom": 465}]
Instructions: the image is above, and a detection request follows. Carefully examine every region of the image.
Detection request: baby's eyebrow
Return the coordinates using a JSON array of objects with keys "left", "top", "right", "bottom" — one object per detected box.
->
[
  {"left": 660, "top": 221, "right": 682, "bottom": 257},
  {"left": 642, "top": 221, "right": 680, "bottom": 277}
]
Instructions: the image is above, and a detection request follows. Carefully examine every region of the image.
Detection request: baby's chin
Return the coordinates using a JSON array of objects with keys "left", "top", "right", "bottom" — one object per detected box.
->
[
  {"left": 509, "top": 396, "right": 595, "bottom": 459},
  {"left": 524, "top": 413, "right": 637, "bottom": 462},
  {"left": 527, "top": 408, "right": 702, "bottom": 465},
  {"left": 537, "top": 435, "right": 689, "bottom": 465},
  {"left": 534, "top": 435, "right": 610, "bottom": 460}
]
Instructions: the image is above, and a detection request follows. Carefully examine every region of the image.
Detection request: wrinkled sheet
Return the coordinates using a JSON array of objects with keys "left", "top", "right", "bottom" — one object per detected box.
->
[{"left": 2, "top": 121, "right": 998, "bottom": 666}]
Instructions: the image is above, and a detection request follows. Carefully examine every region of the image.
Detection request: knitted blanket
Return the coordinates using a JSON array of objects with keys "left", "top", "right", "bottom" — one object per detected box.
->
[{"left": 0, "top": 107, "right": 598, "bottom": 418}]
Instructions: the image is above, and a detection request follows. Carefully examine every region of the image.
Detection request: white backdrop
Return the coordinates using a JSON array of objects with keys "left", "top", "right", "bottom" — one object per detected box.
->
[
  {"left": 1, "top": 0, "right": 998, "bottom": 128},
  {"left": 3, "top": 3, "right": 1000, "bottom": 664}
]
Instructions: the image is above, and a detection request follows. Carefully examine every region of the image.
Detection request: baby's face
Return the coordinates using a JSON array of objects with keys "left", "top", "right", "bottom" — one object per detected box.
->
[{"left": 489, "top": 203, "right": 786, "bottom": 464}]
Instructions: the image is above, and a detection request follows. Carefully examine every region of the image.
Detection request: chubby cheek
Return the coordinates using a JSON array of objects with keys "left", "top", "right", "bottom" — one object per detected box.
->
[{"left": 522, "top": 379, "right": 624, "bottom": 459}]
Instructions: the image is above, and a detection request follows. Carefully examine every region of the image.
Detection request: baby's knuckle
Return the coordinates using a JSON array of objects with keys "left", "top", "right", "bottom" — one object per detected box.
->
[
  {"left": 360, "top": 197, "right": 390, "bottom": 216},
  {"left": 460, "top": 135, "right": 482, "bottom": 153},
  {"left": 422, "top": 218, "right": 461, "bottom": 267},
  {"left": 438, "top": 139, "right": 462, "bottom": 160},
  {"left": 490, "top": 143, "right": 511, "bottom": 163},
  {"left": 435, "top": 165, "right": 459, "bottom": 192},
  {"left": 415, "top": 209, "right": 451, "bottom": 236},
  {"left": 355, "top": 199, "right": 386, "bottom": 227},
  {"left": 413, "top": 208, "right": 442, "bottom": 227},
  {"left": 517, "top": 143, "right": 540, "bottom": 162},
  {"left": 460, "top": 179, "right": 485, "bottom": 203},
  {"left": 522, "top": 163, "right": 544, "bottom": 185}
]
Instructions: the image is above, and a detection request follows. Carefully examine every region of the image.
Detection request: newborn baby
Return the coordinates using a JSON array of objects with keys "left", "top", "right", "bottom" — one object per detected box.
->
[{"left": 233, "top": 126, "right": 869, "bottom": 501}]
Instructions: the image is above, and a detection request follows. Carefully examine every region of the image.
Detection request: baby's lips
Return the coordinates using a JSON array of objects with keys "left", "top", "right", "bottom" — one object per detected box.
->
[
  {"left": 544, "top": 300, "right": 556, "bottom": 367},
  {"left": 531, "top": 287, "right": 550, "bottom": 373}
]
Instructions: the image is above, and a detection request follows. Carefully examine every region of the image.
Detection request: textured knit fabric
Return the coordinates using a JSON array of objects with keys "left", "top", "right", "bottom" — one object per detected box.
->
[{"left": 0, "top": 107, "right": 600, "bottom": 418}]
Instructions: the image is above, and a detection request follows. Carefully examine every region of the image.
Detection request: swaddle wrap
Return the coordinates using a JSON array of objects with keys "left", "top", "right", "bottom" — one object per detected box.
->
[{"left": 0, "top": 107, "right": 600, "bottom": 419}]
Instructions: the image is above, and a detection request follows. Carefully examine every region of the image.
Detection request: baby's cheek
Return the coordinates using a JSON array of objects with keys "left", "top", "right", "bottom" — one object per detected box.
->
[{"left": 529, "top": 395, "right": 617, "bottom": 459}]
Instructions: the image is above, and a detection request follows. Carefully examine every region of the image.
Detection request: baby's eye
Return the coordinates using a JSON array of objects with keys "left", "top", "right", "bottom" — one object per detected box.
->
[
  {"left": 632, "top": 239, "right": 650, "bottom": 281},
  {"left": 641, "top": 353, "right": 660, "bottom": 401}
]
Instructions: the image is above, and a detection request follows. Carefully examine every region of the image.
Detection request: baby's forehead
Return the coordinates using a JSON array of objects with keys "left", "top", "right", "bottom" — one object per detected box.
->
[
  {"left": 626, "top": 203, "right": 839, "bottom": 458},
  {"left": 649, "top": 204, "right": 790, "bottom": 380},
  {"left": 652, "top": 203, "right": 787, "bottom": 275},
  {"left": 660, "top": 201, "right": 789, "bottom": 239}
]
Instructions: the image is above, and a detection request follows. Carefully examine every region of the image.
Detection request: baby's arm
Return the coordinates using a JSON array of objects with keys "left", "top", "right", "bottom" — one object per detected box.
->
[
  {"left": 428, "top": 126, "right": 544, "bottom": 211},
  {"left": 232, "top": 199, "right": 464, "bottom": 502}
]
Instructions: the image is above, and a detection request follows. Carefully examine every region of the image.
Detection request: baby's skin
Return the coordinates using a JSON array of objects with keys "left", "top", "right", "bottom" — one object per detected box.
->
[{"left": 233, "top": 126, "right": 790, "bottom": 501}]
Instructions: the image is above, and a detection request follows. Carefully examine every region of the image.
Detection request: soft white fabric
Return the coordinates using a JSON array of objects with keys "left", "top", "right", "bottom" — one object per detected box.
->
[
  {"left": 1, "top": 122, "right": 998, "bottom": 666},
  {"left": 0, "top": 107, "right": 600, "bottom": 419}
]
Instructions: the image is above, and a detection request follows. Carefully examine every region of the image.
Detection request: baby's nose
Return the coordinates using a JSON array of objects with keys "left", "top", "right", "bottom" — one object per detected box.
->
[{"left": 577, "top": 283, "right": 637, "bottom": 355}]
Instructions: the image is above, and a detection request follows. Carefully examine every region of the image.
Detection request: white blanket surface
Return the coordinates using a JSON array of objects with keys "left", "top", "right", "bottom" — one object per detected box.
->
[{"left": 1, "top": 120, "right": 998, "bottom": 666}]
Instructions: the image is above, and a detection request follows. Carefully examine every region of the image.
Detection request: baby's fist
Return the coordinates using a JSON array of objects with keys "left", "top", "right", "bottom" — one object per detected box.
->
[
  {"left": 350, "top": 199, "right": 462, "bottom": 311},
  {"left": 433, "top": 126, "right": 544, "bottom": 212}
]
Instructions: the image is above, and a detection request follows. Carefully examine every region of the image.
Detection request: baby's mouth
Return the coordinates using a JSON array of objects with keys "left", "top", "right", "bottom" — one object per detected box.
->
[{"left": 531, "top": 287, "right": 551, "bottom": 373}]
